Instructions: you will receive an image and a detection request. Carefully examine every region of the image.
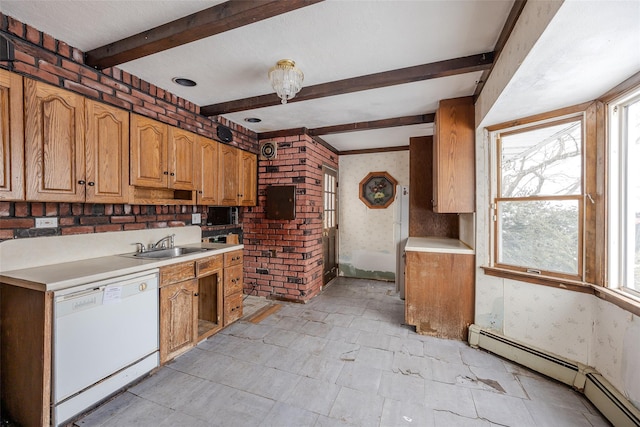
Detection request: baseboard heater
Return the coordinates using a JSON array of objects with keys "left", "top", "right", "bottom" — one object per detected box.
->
[{"left": 468, "top": 325, "right": 640, "bottom": 427}]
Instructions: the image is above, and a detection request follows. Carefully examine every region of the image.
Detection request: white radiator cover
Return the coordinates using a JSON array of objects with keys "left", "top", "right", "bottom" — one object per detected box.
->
[{"left": 469, "top": 324, "right": 640, "bottom": 427}]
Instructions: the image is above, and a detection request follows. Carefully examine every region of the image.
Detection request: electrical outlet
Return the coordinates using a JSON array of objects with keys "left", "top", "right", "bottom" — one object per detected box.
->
[
  {"left": 191, "top": 213, "right": 202, "bottom": 224},
  {"left": 35, "top": 217, "right": 58, "bottom": 228}
]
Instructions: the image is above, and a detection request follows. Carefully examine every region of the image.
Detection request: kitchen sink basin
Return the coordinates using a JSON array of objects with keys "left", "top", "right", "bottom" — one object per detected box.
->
[{"left": 123, "top": 246, "right": 207, "bottom": 259}]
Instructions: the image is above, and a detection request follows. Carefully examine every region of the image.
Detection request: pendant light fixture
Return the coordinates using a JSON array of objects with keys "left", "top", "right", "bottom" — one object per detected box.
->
[{"left": 268, "top": 59, "right": 304, "bottom": 104}]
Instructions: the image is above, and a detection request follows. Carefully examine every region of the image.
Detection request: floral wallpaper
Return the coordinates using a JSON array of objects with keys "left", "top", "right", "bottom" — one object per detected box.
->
[{"left": 338, "top": 152, "right": 409, "bottom": 280}]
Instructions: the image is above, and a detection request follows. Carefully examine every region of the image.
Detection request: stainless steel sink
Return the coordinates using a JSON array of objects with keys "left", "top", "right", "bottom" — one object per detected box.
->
[{"left": 122, "top": 246, "right": 207, "bottom": 259}]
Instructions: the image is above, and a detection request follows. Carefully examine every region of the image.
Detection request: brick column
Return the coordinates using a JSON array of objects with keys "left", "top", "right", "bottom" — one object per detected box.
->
[{"left": 243, "top": 134, "right": 338, "bottom": 302}]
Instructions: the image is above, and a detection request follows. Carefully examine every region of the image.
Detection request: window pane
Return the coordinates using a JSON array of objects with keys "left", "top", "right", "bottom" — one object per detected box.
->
[
  {"left": 498, "top": 199, "right": 579, "bottom": 275},
  {"left": 628, "top": 99, "right": 640, "bottom": 290},
  {"left": 501, "top": 120, "right": 582, "bottom": 197}
]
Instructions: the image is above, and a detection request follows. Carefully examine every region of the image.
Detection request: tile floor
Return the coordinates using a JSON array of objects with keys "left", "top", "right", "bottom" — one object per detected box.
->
[{"left": 74, "top": 277, "right": 610, "bottom": 426}]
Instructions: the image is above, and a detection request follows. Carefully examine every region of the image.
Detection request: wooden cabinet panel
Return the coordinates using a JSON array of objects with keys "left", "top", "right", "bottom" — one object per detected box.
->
[
  {"left": 405, "top": 251, "right": 474, "bottom": 340},
  {"left": 224, "top": 292, "right": 243, "bottom": 326},
  {"left": 130, "top": 113, "right": 168, "bottom": 188},
  {"left": 0, "top": 70, "right": 24, "bottom": 200},
  {"left": 85, "top": 100, "right": 129, "bottom": 203},
  {"left": 224, "top": 250, "right": 243, "bottom": 268},
  {"left": 25, "top": 79, "right": 85, "bottom": 202},
  {"left": 433, "top": 96, "right": 475, "bottom": 213},
  {"left": 197, "top": 254, "right": 223, "bottom": 276},
  {"left": 239, "top": 149, "right": 257, "bottom": 206},
  {"left": 197, "top": 137, "right": 220, "bottom": 205},
  {"left": 160, "top": 261, "right": 196, "bottom": 286},
  {"left": 224, "top": 264, "right": 243, "bottom": 296},
  {"left": 218, "top": 144, "right": 239, "bottom": 206},
  {"left": 168, "top": 127, "right": 197, "bottom": 190},
  {"left": 160, "top": 279, "right": 198, "bottom": 364}
]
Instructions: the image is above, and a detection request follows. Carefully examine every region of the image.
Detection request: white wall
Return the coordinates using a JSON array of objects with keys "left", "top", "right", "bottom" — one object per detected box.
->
[
  {"left": 474, "top": 0, "right": 640, "bottom": 409},
  {"left": 338, "top": 151, "right": 409, "bottom": 281}
]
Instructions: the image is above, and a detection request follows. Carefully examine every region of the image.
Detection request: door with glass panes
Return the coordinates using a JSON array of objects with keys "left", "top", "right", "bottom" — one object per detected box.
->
[{"left": 322, "top": 166, "right": 338, "bottom": 284}]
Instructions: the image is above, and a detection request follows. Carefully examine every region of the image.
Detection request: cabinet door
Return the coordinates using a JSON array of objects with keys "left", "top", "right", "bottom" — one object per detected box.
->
[
  {"left": 160, "top": 279, "right": 197, "bottom": 364},
  {"left": 168, "top": 127, "right": 197, "bottom": 190},
  {"left": 0, "top": 70, "right": 24, "bottom": 200},
  {"left": 130, "top": 114, "right": 167, "bottom": 188},
  {"left": 25, "top": 79, "right": 85, "bottom": 202},
  {"left": 405, "top": 251, "right": 474, "bottom": 340},
  {"left": 85, "top": 100, "right": 129, "bottom": 203},
  {"left": 238, "top": 150, "right": 257, "bottom": 206},
  {"left": 433, "top": 96, "right": 475, "bottom": 213},
  {"left": 197, "top": 137, "right": 220, "bottom": 205},
  {"left": 218, "top": 144, "right": 239, "bottom": 206}
]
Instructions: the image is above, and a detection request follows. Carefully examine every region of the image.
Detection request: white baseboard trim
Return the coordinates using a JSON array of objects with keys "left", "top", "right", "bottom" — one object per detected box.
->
[{"left": 468, "top": 324, "right": 640, "bottom": 427}]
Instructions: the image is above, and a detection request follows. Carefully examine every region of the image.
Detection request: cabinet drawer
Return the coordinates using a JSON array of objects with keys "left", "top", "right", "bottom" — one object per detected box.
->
[
  {"left": 224, "top": 250, "right": 243, "bottom": 268},
  {"left": 160, "top": 261, "right": 196, "bottom": 286},
  {"left": 224, "top": 264, "right": 243, "bottom": 296},
  {"left": 197, "top": 255, "right": 222, "bottom": 277},
  {"left": 224, "top": 293, "right": 243, "bottom": 325}
]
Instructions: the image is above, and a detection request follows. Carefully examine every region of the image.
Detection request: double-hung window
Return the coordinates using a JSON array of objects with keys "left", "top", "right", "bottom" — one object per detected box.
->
[
  {"left": 609, "top": 88, "right": 640, "bottom": 295},
  {"left": 492, "top": 116, "right": 584, "bottom": 280}
]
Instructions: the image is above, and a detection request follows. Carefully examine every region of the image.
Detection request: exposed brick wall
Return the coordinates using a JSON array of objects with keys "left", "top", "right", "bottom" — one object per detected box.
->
[
  {"left": 243, "top": 135, "right": 338, "bottom": 303},
  {"left": 0, "top": 202, "right": 247, "bottom": 241},
  {"left": 0, "top": 14, "right": 259, "bottom": 243}
]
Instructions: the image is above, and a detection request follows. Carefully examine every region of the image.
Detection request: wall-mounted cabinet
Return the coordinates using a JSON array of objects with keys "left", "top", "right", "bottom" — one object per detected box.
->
[
  {"left": 218, "top": 144, "right": 239, "bottom": 206},
  {"left": 432, "top": 96, "right": 475, "bottom": 213},
  {"left": 239, "top": 149, "right": 257, "bottom": 206},
  {"left": 218, "top": 145, "right": 257, "bottom": 207},
  {"left": 23, "top": 79, "right": 130, "bottom": 204},
  {"left": 0, "top": 69, "right": 24, "bottom": 201},
  {"left": 24, "top": 79, "right": 86, "bottom": 202},
  {"left": 84, "top": 99, "right": 130, "bottom": 203},
  {"left": 196, "top": 136, "right": 220, "bottom": 205},
  {"left": 129, "top": 114, "right": 199, "bottom": 204}
]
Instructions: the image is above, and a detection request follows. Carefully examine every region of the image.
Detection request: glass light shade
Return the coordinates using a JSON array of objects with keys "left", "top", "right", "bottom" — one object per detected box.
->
[{"left": 268, "top": 59, "right": 304, "bottom": 104}]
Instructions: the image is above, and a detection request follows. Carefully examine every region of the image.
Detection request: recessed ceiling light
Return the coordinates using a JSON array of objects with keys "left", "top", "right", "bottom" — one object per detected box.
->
[
  {"left": 172, "top": 77, "right": 197, "bottom": 87},
  {"left": 245, "top": 117, "right": 262, "bottom": 123}
]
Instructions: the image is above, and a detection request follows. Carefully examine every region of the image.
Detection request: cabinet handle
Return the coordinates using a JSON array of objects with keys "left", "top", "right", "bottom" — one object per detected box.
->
[
  {"left": 170, "top": 172, "right": 175, "bottom": 176},
  {"left": 199, "top": 190, "right": 203, "bottom": 194},
  {"left": 163, "top": 171, "right": 169, "bottom": 175},
  {"left": 88, "top": 182, "right": 95, "bottom": 186},
  {"left": 194, "top": 292, "right": 199, "bottom": 297},
  {"left": 78, "top": 180, "right": 86, "bottom": 185}
]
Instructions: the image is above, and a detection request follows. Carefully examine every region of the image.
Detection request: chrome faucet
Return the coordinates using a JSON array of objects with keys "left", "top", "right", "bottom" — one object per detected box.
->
[{"left": 152, "top": 234, "right": 175, "bottom": 250}]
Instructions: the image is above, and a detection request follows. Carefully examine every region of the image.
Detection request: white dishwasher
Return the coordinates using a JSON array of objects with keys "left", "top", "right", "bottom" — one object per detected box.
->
[{"left": 52, "top": 270, "right": 159, "bottom": 426}]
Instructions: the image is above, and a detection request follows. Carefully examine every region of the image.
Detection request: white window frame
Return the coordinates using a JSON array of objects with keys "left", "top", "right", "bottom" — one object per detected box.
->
[{"left": 608, "top": 88, "right": 640, "bottom": 295}]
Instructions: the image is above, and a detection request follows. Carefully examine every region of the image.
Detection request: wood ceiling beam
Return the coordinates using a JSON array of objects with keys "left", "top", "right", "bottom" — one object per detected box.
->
[
  {"left": 257, "top": 114, "right": 434, "bottom": 140},
  {"left": 85, "top": 0, "right": 324, "bottom": 69},
  {"left": 474, "top": 0, "right": 527, "bottom": 99},
  {"left": 308, "top": 114, "right": 435, "bottom": 136},
  {"left": 201, "top": 52, "right": 495, "bottom": 116}
]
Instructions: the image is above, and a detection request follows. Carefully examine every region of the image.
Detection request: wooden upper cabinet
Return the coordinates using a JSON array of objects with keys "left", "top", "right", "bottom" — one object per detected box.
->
[
  {"left": 0, "top": 70, "right": 24, "bottom": 201},
  {"left": 197, "top": 137, "right": 220, "bottom": 205},
  {"left": 218, "top": 144, "right": 239, "bottom": 206},
  {"left": 130, "top": 113, "right": 168, "bottom": 188},
  {"left": 85, "top": 100, "right": 129, "bottom": 203},
  {"left": 168, "top": 127, "right": 198, "bottom": 191},
  {"left": 239, "top": 149, "right": 257, "bottom": 206},
  {"left": 433, "top": 96, "right": 475, "bottom": 213},
  {"left": 25, "top": 79, "right": 85, "bottom": 202}
]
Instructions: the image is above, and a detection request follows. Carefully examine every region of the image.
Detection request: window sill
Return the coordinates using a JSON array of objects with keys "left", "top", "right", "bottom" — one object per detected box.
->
[{"left": 481, "top": 266, "right": 640, "bottom": 317}]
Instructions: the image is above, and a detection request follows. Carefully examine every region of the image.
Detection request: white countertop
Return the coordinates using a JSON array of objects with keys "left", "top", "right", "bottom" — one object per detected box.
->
[
  {"left": 0, "top": 242, "right": 243, "bottom": 292},
  {"left": 405, "top": 237, "right": 474, "bottom": 254}
]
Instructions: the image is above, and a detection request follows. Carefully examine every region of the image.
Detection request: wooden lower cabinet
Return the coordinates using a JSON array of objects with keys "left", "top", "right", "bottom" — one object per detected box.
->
[
  {"left": 160, "top": 278, "right": 198, "bottom": 364},
  {"left": 160, "top": 251, "right": 243, "bottom": 364},
  {"left": 223, "top": 250, "right": 244, "bottom": 325},
  {"left": 405, "top": 250, "right": 474, "bottom": 340}
]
